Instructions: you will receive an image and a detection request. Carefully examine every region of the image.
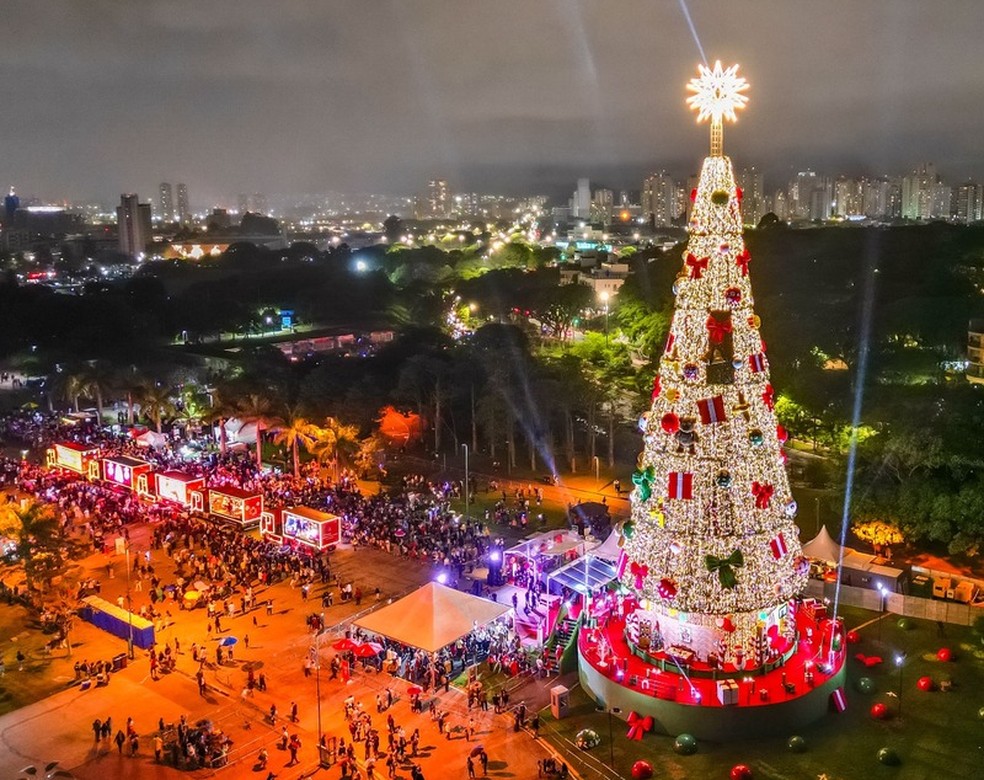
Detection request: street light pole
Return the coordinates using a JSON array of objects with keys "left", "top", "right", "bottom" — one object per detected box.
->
[
  {"left": 124, "top": 542, "right": 134, "bottom": 660},
  {"left": 461, "top": 443, "right": 469, "bottom": 520},
  {"left": 316, "top": 613, "right": 324, "bottom": 760},
  {"left": 593, "top": 455, "right": 600, "bottom": 483},
  {"left": 895, "top": 653, "right": 905, "bottom": 718}
]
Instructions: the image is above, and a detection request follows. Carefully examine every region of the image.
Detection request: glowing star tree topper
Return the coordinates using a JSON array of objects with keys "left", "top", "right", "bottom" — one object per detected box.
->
[{"left": 686, "top": 61, "right": 749, "bottom": 156}]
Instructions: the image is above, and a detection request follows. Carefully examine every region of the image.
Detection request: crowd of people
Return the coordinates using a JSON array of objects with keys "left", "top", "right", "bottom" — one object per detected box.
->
[{"left": 1, "top": 408, "right": 572, "bottom": 776}]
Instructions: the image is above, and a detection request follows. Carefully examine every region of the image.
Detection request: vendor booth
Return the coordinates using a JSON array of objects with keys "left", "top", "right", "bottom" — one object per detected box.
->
[
  {"left": 353, "top": 582, "right": 512, "bottom": 654},
  {"left": 46, "top": 441, "right": 101, "bottom": 479},
  {"left": 155, "top": 470, "right": 206, "bottom": 507},
  {"left": 260, "top": 506, "right": 340, "bottom": 551},
  {"left": 80, "top": 595, "right": 155, "bottom": 649},
  {"left": 101, "top": 455, "right": 153, "bottom": 495},
  {"left": 195, "top": 485, "right": 263, "bottom": 528}
]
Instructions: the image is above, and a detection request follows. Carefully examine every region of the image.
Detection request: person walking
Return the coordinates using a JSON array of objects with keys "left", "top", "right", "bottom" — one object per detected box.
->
[
  {"left": 114, "top": 730, "right": 126, "bottom": 754},
  {"left": 479, "top": 750, "right": 488, "bottom": 776},
  {"left": 531, "top": 713, "right": 540, "bottom": 739},
  {"left": 92, "top": 718, "right": 102, "bottom": 741},
  {"left": 467, "top": 756, "right": 476, "bottom": 778}
]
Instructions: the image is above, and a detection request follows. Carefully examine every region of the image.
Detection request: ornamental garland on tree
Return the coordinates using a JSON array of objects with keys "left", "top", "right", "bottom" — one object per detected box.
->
[{"left": 620, "top": 61, "right": 806, "bottom": 659}]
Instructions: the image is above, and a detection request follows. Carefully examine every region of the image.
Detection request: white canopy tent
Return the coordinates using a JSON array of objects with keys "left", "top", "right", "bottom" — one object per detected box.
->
[
  {"left": 135, "top": 430, "right": 169, "bottom": 449},
  {"left": 352, "top": 583, "right": 512, "bottom": 654},
  {"left": 802, "top": 525, "right": 843, "bottom": 563}
]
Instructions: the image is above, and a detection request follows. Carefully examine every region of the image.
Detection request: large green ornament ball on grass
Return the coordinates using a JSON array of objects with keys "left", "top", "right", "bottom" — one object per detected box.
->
[
  {"left": 878, "top": 747, "right": 901, "bottom": 766},
  {"left": 787, "top": 735, "right": 807, "bottom": 753},
  {"left": 674, "top": 733, "right": 698, "bottom": 755},
  {"left": 856, "top": 677, "right": 876, "bottom": 694}
]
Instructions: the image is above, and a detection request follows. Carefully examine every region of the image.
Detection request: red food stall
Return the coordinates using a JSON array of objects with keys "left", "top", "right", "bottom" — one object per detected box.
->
[
  {"left": 195, "top": 485, "right": 263, "bottom": 528},
  {"left": 46, "top": 441, "right": 101, "bottom": 479},
  {"left": 101, "top": 455, "right": 153, "bottom": 495},
  {"left": 154, "top": 470, "right": 206, "bottom": 507},
  {"left": 261, "top": 506, "right": 340, "bottom": 551}
]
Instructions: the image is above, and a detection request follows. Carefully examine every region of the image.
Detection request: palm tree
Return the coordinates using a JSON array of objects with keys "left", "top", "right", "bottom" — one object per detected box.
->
[
  {"left": 236, "top": 393, "right": 282, "bottom": 469},
  {"left": 203, "top": 386, "right": 239, "bottom": 456},
  {"left": 136, "top": 381, "right": 176, "bottom": 434},
  {"left": 59, "top": 371, "right": 88, "bottom": 413},
  {"left": 0, "top": 500, "right": 66, "bottom": 594},
  {"left": 272, "top": 412, "right": 319, "bottom": 478},
  {"left": 310, "top": 416, "right": 360, "bottom": 480},
  {"left": 80, "top": 361, "right": 113, "bottom": 425}
]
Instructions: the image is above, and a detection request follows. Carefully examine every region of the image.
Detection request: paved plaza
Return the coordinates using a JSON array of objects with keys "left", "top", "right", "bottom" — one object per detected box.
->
[{"left": 0, "top": 520, "right": 558, "bottom": 779}]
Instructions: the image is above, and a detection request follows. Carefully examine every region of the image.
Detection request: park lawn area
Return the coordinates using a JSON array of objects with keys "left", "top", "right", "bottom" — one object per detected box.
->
[
  {"left": 540, "top": 606, "right": 984, "bottom": 780},
  {"left": 0, "top": 595, "right": 81, "bottom": 716}
]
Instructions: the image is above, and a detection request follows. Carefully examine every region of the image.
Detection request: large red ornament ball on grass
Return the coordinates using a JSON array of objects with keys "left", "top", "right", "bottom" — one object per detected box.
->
[
  {"left": 846, "top": 630, "right": 860, "bottom": 645},
  {"left": 917, "top": 676, "right": 934, "bottom": 692},
  {"left": 870, "top": 702, "right": 889, "bottom": 720},
  {"left": 630, "top": 760, "right": 654, "bottom": 780},
  {"left": 730, "top": 765, "right": 753, "bottom": 780},
  {"left": 937, "top": 647, "right": 952, "bottom": 662}
]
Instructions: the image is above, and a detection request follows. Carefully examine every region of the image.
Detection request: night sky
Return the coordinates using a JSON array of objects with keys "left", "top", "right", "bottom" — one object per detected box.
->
[{"left": 2, "top": 0, "right": 982, "bottom": 203}]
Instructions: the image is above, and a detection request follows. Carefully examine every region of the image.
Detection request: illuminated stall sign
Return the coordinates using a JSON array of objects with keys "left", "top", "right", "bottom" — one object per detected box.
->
[
  {"left": 208, "top": 487, "right": 263, "bottom": 526},
  {"left": 281, "top": 506, "right": 341, "bottom": 550},
  {"left": 101, "top": 456, "right": 150, "bottom": 491},
  {"left": 49, "top": 442, "right": 99, "bottom": 474},
  {"left": 155, "top": 471, "right": 205, "bottom": 506}
]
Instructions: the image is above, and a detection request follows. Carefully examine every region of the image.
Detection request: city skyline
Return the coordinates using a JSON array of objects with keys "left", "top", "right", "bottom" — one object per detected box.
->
[{"left": 0, "top": 1, "right": 982, "bottom": 203}]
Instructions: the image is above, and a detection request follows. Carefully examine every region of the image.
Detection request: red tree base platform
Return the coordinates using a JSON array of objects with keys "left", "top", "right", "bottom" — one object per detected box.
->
[{"left": 576, "top": 608, "right": 848, "bottom": 741}]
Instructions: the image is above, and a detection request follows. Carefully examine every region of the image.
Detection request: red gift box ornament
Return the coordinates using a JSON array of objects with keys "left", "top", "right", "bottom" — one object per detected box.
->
[
  {"left": 667, "top": 471, "right": 694, "bottom": 500},
  {"left": 752, "top": 481, "right": 774, "bottom": 509},
  {"left": 625, "top": 711, "right": 654, "bottom": 740},
  {"left": 735, "top": 187, "right": 743, "bottom": 202},
  {"left": 748, "top": 352, "right": 767, "bottom": 373},
  {"left": 735, "top": 248, "right": 751, "bottom": 276},
  {"left": 651, "top": 375, "right": 661, "bottom": 400},
  {"left": 761, "top": 384, "right": 775, "bottom": 411},
  {"left": 697, "top": 395, "right": 727, "bottom": 425},
  {"left": 831, "top": 686, "right": 848, "bottom": 713},
  {"left": 769, "top": 532, "right": 788, "bottom": 559},
  {"left": 630, "top": 561, "right": 649, "bottom": 589},
  {"left": 616, "top": 549, "right": 628, "bottom": 579},
  {"left": 686, "top": 253, "right": 709, "bottom": 279},
  {"left": 706, "top": 314, "right": 733, "bottom": 344}
]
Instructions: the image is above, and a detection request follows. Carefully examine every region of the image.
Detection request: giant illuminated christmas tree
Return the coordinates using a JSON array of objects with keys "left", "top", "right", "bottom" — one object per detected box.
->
[{"left": 620, "top": 62, "right": 808, "bottom": 667}]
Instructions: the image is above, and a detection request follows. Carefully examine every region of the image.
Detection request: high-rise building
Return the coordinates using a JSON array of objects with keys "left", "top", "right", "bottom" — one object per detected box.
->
[
  {"left": 117, "top": 193, "right": 152, "bottom": 258},
  {"left": 955, "top": 182, "right": 982, "bottom": 223},
  {"left": 176, "top": 183, "right": 190, "bottom": 223},
  {"left": 901, "top": 164, "right": 944, "bottom": 220},
  {"left": 861, "top": 178, "right": 890, "bottom": 218},
  {"left": 772, "top": 189, "right": 789, "bottom": 221},
  {"left": 738, "top": 166, "right": 765, "bottom": 224},
  {"left": 238, "top": 193, "right": 269, "bottom": 215},
  {"left": 642, "top": 171, "right": 680, "bottom": 226},
  {"left": 833, "top": 177, "right": 864, "bottom": 218},
  {"left": 159, "top": 182, "right": 174, "bottom": 222},
  {"left": 571, "top": 178, "right": 591, "bottom": 219},
  {"left": 427, "top": 179, "right": 450, "bottom": 218},
  {"left": 591, "top": 188, "right": 614, "bottom": 224}
]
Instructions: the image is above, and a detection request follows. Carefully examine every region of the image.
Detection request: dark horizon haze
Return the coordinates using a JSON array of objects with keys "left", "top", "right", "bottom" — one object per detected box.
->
[{"left": 1, "top": 0, "right": 982, "bottom": 205}]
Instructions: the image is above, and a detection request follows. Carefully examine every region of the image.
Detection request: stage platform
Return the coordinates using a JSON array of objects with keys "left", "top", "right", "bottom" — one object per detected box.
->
[{"left": 577, "top": 605, "right": 847, "bottom": 741}]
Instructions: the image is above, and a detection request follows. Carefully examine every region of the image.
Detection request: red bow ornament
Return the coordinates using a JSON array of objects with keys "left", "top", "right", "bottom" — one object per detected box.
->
[
  {"left": 706, "top": 315, "right": 733, "bottom": 344},
  {"left": 626, "top": 711, "right": 654, "bottom": 740},
  {"left": 686, "top": 253, "right": 709, "bottom": 279},
  {"left": 651, "top": 375, "right": 661, "bottom": 400},
  {"left": 630, "top": 561, "right": 649, "bottom": 589},
  {"left": 735, "top": 248, "right": 751, "bottom": 276},
  {"left": 752, "top": 481, "right": 774, "bottom": 509}
]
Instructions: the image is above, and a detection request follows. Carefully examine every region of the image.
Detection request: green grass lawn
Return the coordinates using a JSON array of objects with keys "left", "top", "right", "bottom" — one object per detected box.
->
[{"left": 541, "top": 606, "right": 984, "bottom": 779}]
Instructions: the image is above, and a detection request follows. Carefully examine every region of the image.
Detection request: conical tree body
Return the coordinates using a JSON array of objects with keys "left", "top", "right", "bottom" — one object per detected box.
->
[{"left": 620, "top": 154, "right": 806, "bottom": 662}]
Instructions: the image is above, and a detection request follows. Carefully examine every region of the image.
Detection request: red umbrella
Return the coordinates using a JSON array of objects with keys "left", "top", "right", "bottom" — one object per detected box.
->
[
  {"left": 332, "top": 637, "right": 360, "bottom": 651},
  {"left": 353, "top": 643, "right": 380, "bottom": 658},
  {"left": 407, "top": 685, "right": 423, "bottom": 696}
]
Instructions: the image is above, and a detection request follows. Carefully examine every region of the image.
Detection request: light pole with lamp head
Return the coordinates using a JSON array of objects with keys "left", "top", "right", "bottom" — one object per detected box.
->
[
  {"left": 895, "top": 652, "right": 906, "bottom": 718},
  {"left": 594, "top": 704, "right": 622, "bottom": 768},
  {"left": 124, "top": 541, "right": 134, "bottom": 660},
  {"left": 877, "top": 584, "right": 887, "bottom": 644}
]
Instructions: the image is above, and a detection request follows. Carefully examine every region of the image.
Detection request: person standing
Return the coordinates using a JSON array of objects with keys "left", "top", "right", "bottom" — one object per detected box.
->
[
  {"left": 92, "top": 718, "right": 102, "bottom": 742},
  {"left": 154, "top": 734, "right": 163, "bottom": 762},
  {"left": 467, "top": 756, "right": 476, "bottom": 779},
  {"left": 479, "top": 750, "right": 488, "bottom": 776},
  {"left": 114, "top": 730, "right": 126, "bottom": 754}
]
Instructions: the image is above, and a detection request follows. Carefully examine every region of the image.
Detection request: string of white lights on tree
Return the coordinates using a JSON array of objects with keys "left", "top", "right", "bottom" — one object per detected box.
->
[{"left": 619, "top": 61, "right": 807, "bottom": 661}]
